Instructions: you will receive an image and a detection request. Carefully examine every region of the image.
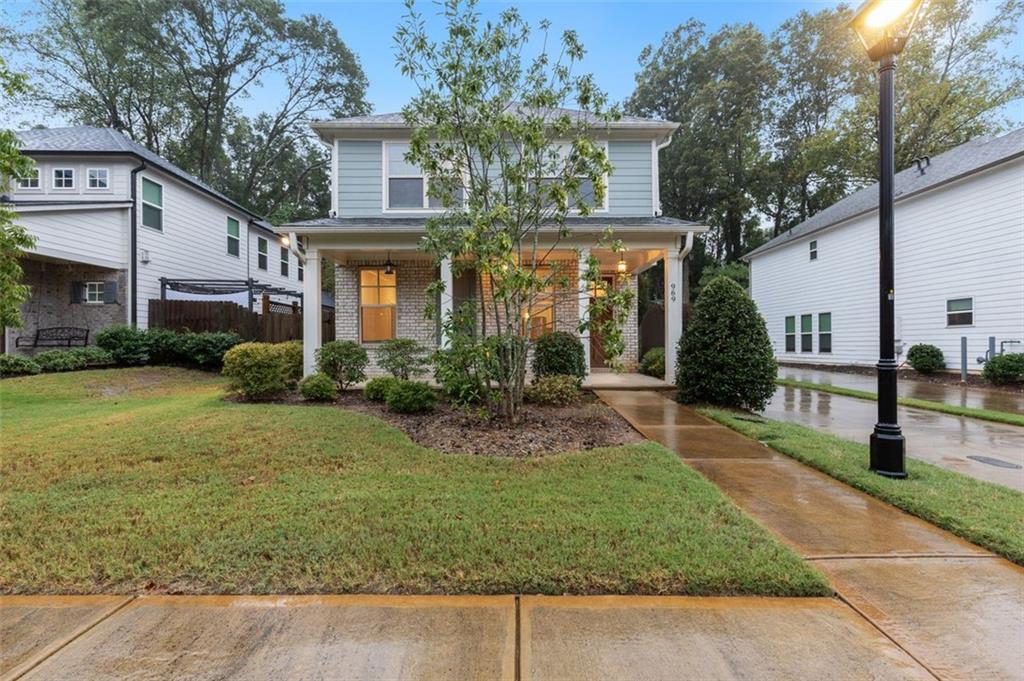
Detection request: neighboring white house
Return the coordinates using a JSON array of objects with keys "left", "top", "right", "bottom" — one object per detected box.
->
[
  {"left": 3, "top": 126, "right": 302, "bottom": 352},
  {"left": 282, "top": 107, "right": 708, "bottom": 380},
  {"left": 745, "top": 127, "right": 1024, "bottom": 373}
]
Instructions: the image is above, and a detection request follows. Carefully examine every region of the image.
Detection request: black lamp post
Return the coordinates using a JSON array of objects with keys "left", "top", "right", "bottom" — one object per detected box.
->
[{"left": 849, "top": 0, "right": 925, "bottom": 479}]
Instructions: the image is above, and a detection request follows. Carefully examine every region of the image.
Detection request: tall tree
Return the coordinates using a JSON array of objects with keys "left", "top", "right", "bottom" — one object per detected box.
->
[{"left": 0, "top": 58, "right": 36, "bottom": 328}]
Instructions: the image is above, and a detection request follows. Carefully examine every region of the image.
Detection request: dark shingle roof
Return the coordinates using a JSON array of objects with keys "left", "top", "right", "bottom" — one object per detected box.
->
[
  {"left": 745, "top": 127, "right": 1024, "bottom": 259},
  {"left": 15, "top": 126, "right": 274, "bottom": 231}
]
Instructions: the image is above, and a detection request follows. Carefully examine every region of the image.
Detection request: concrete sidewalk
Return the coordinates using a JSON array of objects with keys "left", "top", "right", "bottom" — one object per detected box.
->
[
  {"left": 598, "top": 390, "right": 1024, "bottom": 681},
  {"left": 2, "top": 594, "right": 933, "bottom": 680}
]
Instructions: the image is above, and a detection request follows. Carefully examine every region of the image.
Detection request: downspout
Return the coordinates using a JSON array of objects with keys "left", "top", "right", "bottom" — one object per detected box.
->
[
  {"left": 653, "top": 133, "right": 674, "bottom": 217},
  {"left": 129, "top": 161, "right": 147, "bottom": 327}
]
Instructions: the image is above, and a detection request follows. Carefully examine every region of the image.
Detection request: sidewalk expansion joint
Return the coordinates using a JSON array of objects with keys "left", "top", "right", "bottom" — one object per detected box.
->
[
  {"left": 9, "top": 595, "right": 136, "bottom": 681},
  {"left": 804, "top": 553, "right": 998, "bottom": 561},
  {"left": 514, "top": 595, "right": 521, "bottom": 681}
]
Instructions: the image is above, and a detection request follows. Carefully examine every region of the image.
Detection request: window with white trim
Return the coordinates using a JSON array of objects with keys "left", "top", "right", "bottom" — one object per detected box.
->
[
  {"left": 818, "top": 312, "right": 832, "bottom": 353},
  {"left": 360, "top": 268, "right": 397, "bottom": 342},
  {"left": 800, "top": 314, "right": 813, "bottom": 352},
  {"left": 528, "top": 143, "right": 606, "bottom": 212},
  {"left": 524, "top": 267, "right": 557, "bottom": 340},
  {"left": 784, "top": 316, "right": 796, "bottom": 352},
  {"left": 809, "top": 240, "right": 818, "bottom": 260},
  {"left": 226, "top": 217, "right": 240, "bottom": 256},
  {"left": 384, "top": 141, "right": 463, "bottom": 210},
  {"left": 87, "top": 168, "right": 109, "bottom": 189},
  {"left": 280, "top": 246, "right": 289, "bottom": 277},
  {"left": 257, "top": 237, "right": 268, "bottom": 270},
  {"left": 946, "top": 298, "right": 973, "bottom": 326},
  {"left": 53, "top": 168, "right": 75, "bottom": 189},
  {"left": 85, "top": 281, "right": 105, "bottom": 304},
  {"left": 141, "top": 178, "right": 163, "bottom": 230},
  {"left": 16, "top": 168, "right": 39, "bottom": 189},
  {"left": 298, "top": 259, "right": 304, "bottom": 281}
]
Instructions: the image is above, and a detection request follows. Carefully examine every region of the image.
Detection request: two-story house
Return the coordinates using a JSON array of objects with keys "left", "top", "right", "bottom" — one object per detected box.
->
[
  {"left": 3, "top": 126, "right": 300, "bottom": 352},
  {"left": 282, "top": 108, "right": 707, "bottom": 381}
]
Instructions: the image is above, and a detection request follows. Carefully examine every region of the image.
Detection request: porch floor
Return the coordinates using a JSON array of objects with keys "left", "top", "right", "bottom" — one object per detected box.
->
[{"left": 583, "top": 371, "right": 672, "bottom": 390}]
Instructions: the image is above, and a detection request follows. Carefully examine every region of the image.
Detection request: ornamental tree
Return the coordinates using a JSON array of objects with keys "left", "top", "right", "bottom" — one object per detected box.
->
[{"left": 395, "top": 0, "right": 634, "bottom": 423}]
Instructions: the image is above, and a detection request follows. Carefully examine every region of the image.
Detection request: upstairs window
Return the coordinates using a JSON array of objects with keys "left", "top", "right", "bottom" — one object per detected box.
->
[
  {"left": 784, "top": 316, "right": 796, "bottom": 352},
  {"left": 53, "top": 168, "right": 75, "bottom": 189},
  {"left": 809, "top": 240, "right": 818, "bottom": 260},
  {"left": 141, "top": 178, "right": 163, "bottom": 230},
  {"left": 257, "top": 237, "right": 268, "bottom": 270},
  {"left": 280, "top": 246, "right": 289, "bottom": 277},
  {"left": 226, "top": 217, "right": 240, "bottom": 256},
  {"left": 818, "top": 312, "right": 832, "bottom": 353},
  {"left": 801, "top": 314, "right": 813, "bottom": 352},
  {"left": 17, "top": 168, "right": 39, "bottom": 189},
  {"left": 946, "top": 298, "right": 973, "bottom": 326},
  {"left": 384, "top": 142, "right": 462, "bottom": 210},
  {"left": 528, "top": 143, "right": 606, "bottom": 211},
  {"left": 87, "top": 168, "right": 109, "bottom": 189},
  {"left": 360, "top": 268, "right": 396, "bottom": 342}
]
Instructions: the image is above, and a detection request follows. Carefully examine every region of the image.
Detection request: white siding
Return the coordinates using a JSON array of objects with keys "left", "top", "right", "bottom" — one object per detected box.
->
[
  {"left": 18, "top": 206, "right": 128, "bottom": 269},
  {"left": 749, "top": 157, "right": 1024, "bottom": 372}
]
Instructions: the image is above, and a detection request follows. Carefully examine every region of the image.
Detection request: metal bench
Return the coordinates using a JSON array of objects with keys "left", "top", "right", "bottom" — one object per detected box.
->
[{"left": 15, "top": 327, "right": 90, "bottom": 348}]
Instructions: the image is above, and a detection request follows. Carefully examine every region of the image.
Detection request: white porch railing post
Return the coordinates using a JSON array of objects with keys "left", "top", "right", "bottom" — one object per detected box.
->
[
  {"left": 664, "top": 248, "right": 683, "bottom": 383},
  {"left": 302, "top": 245, "right": 322, "bottom": 377},
  {"left": 578, "top": 247, "right": 591, "bottom": 377},
  {"left": 439, "top": 255, "right": 454, "bottom": 348}
]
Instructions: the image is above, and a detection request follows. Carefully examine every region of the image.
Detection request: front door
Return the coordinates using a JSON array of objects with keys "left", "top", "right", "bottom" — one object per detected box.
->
[{"left": 589, "top": 275, "right": 615, "bottom": 368}]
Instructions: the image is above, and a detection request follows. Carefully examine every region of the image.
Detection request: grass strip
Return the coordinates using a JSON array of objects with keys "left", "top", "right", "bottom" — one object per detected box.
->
[
  {"left": 700, "top": 406, "right": 1024, "bottom": 565},
  {"left": 776, "top": 378, "right": 1024, "bottom": 428}
]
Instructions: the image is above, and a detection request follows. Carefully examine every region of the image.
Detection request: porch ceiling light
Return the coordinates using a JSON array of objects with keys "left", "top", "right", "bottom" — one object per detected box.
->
[
  {"left": 616, "top": 258, "right": 627, "bottom": 274},
  {"left": 280, "top": 235, "right": 290, "bottom": 247},
  {"left": 849, "top": 0, "right": 925, "bottom": 60},
  {"left": 384, "top": 251, "right": 394, "bottom": 275}
]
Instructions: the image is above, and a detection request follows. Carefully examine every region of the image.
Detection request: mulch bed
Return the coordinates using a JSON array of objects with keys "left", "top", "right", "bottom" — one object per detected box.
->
[
  {"left": 779, "top": 361, "right": 1023, "bottom": 395},
  {"left": 271, "top": 390, "right": 645, "bottom": 457}
]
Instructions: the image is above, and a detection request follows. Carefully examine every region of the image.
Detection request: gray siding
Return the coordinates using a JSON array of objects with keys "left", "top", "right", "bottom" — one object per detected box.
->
[
  {"left": 337, "top": 141, "right": 383, "bottom": 217},
  {"left": 607, "top": 141, "right": 653, "bottom": 216}
]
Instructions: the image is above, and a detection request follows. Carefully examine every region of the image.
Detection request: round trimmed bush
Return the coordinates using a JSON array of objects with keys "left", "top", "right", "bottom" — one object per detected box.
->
[
  {"left": 276, "top": 341, "right": 304, "bottom": 385},
  {"left": 316, "top": 340, "right": 369, "bottom": 389},
  {"left": 34, "top": 350, "right": 87, "bottom": 372},
  {"left": 384, "top": 380, "right": 437, "bottom": 414},
  {"left": 983, "top": 353, "right": 1024, "bottom": 385},
  {"left": 640, "top": 347, "right": 665, "bottom": 378},
  {"left": 0, "top": 354, "right": 41, "bottom": 377},
  {"left": 524, "top": 374, "right": 580, "bottom": 406},
  {"left": 906, "top": 344, "right": 945, "bottom": 374},
  {"left": 676, "top": 276, "right": 777, "bottom": 411},
  {"left": 95, "top": 324, "right": 149, "bottom": 366},
  {"left": 299, "top": 372, "right": 338, "bottom": 401},
  {"left": 222, "top": 342, "right": 289, "bottom": 400},
  {"left": 532, "top": 331, "right": 586, "bottom": 383},
  {"left": 364, "top": 376, "right": 401, "bottom": 402}
]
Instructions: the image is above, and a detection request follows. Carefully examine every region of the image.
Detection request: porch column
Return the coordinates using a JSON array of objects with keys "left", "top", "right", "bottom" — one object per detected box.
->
[
  {"left": 578, "top": 247, "right": 591, "bottom": 376},
  {"left": 302, "top": 245, "right": 322, "bottom": 377},
  {"left": 664, "top": 248, "right": 684, "bottom": 382},
  {"left": 439, "top": 255, "right": 454, "bottom": 348}
]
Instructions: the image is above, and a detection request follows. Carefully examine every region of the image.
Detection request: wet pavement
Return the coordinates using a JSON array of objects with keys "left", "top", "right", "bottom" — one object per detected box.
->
[
  {"left": 779, "top": 366, "right": 1024, "bottom": 414},
  {"left": 765, "top": 384, "right": 1024, "bottom": 491},
  {"left": 598, "top": 390, "right": 1024, "bottom": 681}
]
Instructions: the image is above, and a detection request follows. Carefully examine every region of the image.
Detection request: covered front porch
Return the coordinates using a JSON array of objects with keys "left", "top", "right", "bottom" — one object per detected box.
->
[{"left": 287, "top": 218, "right": 705, "bottom": 384}]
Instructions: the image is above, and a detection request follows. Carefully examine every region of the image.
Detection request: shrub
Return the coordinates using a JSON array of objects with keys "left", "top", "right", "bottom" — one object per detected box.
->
[
  {"left": 69, "top": 346, "right": 114, "bottom": 366},
  {"left": 640, "top": 347, "right": 666, "bottom": 378},
  {"left": 906, "top": 344, "right": 945, "bottom": 374},
  {"left": 983, "top": 353, "right": 1024, "bottom": 385},
  {"left": 377, "top": 338, "right": 428, "bottom": 379},
  {"left": 532, "top": 331, "right": 586, "bottom": 383},
  {"left": 364, "top": 376, "right": 401, "bottom": 402},
  {"left": 676, "top": 276, "right": 777, "bottom": 411},
  {"left": 34, "top": 350, "right": 87, "bottom": 372},
  {"left": 177, "top": 332, "right": 242, "bottom": 369},
  {"left": 384, "top": 380, "right": 437, "bottom": 414},
  {"left": 145, "top": 328, "right": 184, "bottom": 365},
  {"left": 95, "top": 324, "right": 149, "bottom": 366},
  {"left": 222, "top": 342, "right": 289, "bottom": 400},
  {"left": 276, "top": 341, "right": 304, "bottom": 385},
  {"left": 524, "top": 374, "right": 580, "bottom": 406},
  {"left": 316, "top": 340, "right": 368, "bottom": 389},
  {"left": 299, "top": 372, "right": 338, "bottom": 401},
  {"left": 0, "top": 354, "right": 41, "bottom": 377}
]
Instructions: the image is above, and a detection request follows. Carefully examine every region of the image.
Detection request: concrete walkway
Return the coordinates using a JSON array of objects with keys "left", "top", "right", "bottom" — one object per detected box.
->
[
  {"left": 779, "top": 365, "right": 1024, "bottom": 414},
  {"left": 598, "top": 390, "right": 1024, "bottom": 681},
  {"left": 765, "top": 384, "right": 1024, "bottom": 490}
]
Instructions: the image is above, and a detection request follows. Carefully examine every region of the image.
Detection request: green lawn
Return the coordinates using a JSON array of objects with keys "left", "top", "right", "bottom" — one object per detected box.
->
[
  {"left": 776, "top": 378, "right": 1024, "bottom": 428},
  {"left": 0, "top": 368, "right": 828, "bottom": 596},
  {"left": 701, "top": 406, "right": 1024, "bottom": 565}
]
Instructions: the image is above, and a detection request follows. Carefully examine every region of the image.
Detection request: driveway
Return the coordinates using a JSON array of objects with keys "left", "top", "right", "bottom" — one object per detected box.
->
[{"left": 764, "top": 384, "right": 1024, "bottom": 490}]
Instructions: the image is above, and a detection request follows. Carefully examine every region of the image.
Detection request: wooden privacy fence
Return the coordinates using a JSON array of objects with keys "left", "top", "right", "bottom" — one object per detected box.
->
[{"left": 148, "top": 299, "right": 333, "bottom": 343}]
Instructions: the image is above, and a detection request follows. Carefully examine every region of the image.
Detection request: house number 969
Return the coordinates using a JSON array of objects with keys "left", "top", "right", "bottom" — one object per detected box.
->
[{"left": 670, "top": 283, "right": 677, "bottom": 303}]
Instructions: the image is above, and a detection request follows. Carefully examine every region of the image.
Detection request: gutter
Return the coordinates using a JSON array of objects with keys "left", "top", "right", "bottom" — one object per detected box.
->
[{"left": 129, "top": 160, "right": 147, "bottom": 327}]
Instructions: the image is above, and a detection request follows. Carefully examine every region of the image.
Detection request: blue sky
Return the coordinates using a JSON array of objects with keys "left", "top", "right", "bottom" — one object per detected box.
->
[{"left": 289, "top": 0, "right": 841, "bottom": 114}]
